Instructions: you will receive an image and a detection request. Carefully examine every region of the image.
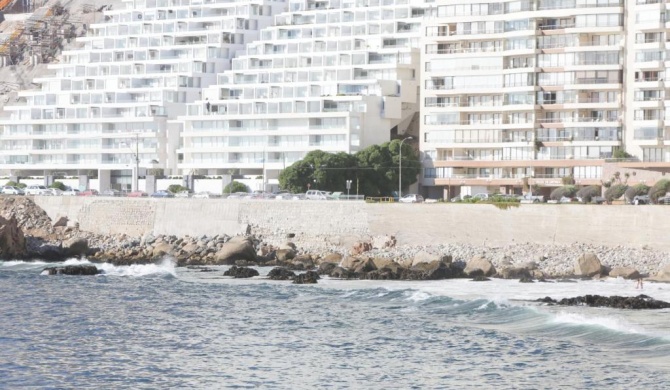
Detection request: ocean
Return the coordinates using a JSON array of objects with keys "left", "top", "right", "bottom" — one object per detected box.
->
[{"left": 1, "top": 259, "right": 669, "bottom": 389}]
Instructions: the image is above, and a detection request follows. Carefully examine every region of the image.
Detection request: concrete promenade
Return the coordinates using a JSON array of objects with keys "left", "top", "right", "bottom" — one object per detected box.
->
[{"left": 32, "top": 197, "right": 670, "bottom": 251}]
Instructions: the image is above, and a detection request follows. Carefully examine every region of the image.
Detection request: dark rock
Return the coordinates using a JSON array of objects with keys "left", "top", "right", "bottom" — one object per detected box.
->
[
  {"left": 318, "top": 262, "right": 338, "bottom": 275},
  {"left": 61, "top": 236, "right": 89, "bottom": 257},
  {"left": 214, "top": 236, "right": 257, "bottom": 264},
  {"left": 329, "top": 266, "right": 356, "bottom": 279},
  {"left": 497, "top": 267, "right": 532, "bottom": 280},
  {"left": 286, "top": 233, "right": 295, "bottom": 239},
  {"left": 293, "top": 271, "right": 320, "bottom": 284},
  {"left": 537, "top": 294, "right": 670, "bottom": 310},
  {"left": 267, "top": 267, "right": 296, "bottom": 281},
  {"left": 519, "top": 277, "right": 534, "bottom": 283},
  {"left": 43, "top": 265, "right": 100, "bottom": 276},
  {"left": 223, "top": 265, "right": 259, "bottom": 278},
  {"left": 471, "top": 275, "right": 490, "bottom": 282},
  {"left": 0, "top": 216, "right": 27, "bottom": 259},
  {"left": 407, "top": 261, "right": 465, "bottom": 280}
]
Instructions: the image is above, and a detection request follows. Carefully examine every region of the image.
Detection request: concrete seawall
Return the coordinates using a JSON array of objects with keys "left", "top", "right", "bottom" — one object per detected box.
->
[{"left": 32, "top": 197, "right": 670, "bottom": 251}]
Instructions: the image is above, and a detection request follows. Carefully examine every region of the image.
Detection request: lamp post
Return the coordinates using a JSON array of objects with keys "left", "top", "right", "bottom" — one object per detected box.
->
[
  {"left": 346, "top": 179, "right": 352, "bottom": 200},
  {"left": 398, "top": 136, "right": 413, "bottom": 200}
]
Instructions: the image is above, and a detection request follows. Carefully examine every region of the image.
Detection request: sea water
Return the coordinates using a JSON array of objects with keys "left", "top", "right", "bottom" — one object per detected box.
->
[{"left": 1, "top": 259, "right": 669, "bottom": 389}]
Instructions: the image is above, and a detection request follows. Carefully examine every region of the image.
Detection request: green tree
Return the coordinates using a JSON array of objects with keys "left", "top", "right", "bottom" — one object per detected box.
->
[
  {"left": 576, "top": 185, "right": 601, "bottom": 203},
  {"left": 649, "top": 179, "right": 670, "bottom": 203},
  {"left": 550, "top": 185, "right": 577, "bottom": 201},
  {"left": 5, "top": 181, "right": 26, "bottom": 189},
  {"left": 49, "top": 181, "right": 67, "bottom": 191},
  {"left": 624, "top": 184, "right": 649, "bottom": 203},
  {"left": 167, "top": 184, "right": 188, "bottom": 194},
  {"left": 612, "top": 149, "right": 632, "bottom": 159},
  {"left": 224, "top": 180, "right": 249, "bottom": 194},
  {"left": 604, "top": 183, "right": 628, "bottom": 202}
]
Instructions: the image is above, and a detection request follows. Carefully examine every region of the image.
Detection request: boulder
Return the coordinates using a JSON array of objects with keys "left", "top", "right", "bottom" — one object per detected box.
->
[
  {"left": 214, "top": 236, "right": 257, "bottom": 264},
  {"left": 351, "top": 241, "right": 372, "bottom": 255},
  {"left": 63, "top": 236, "right": 89, "bottom": 257},
  {"left": 464, "top": 255, "right": 496, "bottom": 277},
  {"left": 574, "top": 253, "right": 603, "bottom": 277},
  {"left": 0, "top": 216, "right": 26, "bottom": 259},
  {"left": 340, "top": 256, "right": 363, "bottom": 270},
  {"left": 267, "top": 267, "right": 296, "bottom": 281},
  {"left": 317, "top": 262, "right": 338, "bottom": 275},
  {"left": 291, "top": 254, "right": 314, "bottom": 269},
  {"left": 293, "top": 271, "right": 320, "bottom": 284},
  {"left": 497, "top": 267, "right": 532, "bottom": 280},
  {"left": 411, "top": 250, "right": 452, "bottom": 267},
  {"left": 406, "top": 261, "right": 465, "bottom": 280},
  {"left": 223, "top": 266, "right": 259, "bottom": 278},
  {"left": 181, "top": 243, "right": 200, "bottom": 255},
  {"left": 43, "top": 265, "right": 100, "bottom": 276},
  {"left": 151, "top": 242, "right": 173, "bottom": 258},
  {"left": 353, "top": 258, "right": 377, "bottom": 274},
  {"left": 371, "top": 235, "right": 396, "bottom": 249},
  {"left": 320, "top": 252, "right": 343, "bottom": 265},
  {"left": 275, "top": 249, "right": 296, "bottom": 262},
  {"left": 52, "top": 215, "right": 68, "bottom": 228},
  {"left": 329, "top": 266, "right": 355, "bottom": 279},
  {"left": 609, "top": 267, "right": 640, "bottom": 280},
  {"left": 653, "top": 264, "right": 670, "bottom": 282}
]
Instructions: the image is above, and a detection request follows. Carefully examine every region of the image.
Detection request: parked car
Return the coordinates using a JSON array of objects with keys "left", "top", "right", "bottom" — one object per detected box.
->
[
  {"left": 657, "top": 193, "right": 670, "bottom": 205},
  {"left": 193, "top": 191, "right": 218, "bottom": 199},
  {"left": 305, "top": 190, "right": 330, "bottom": 200},
  {"left": 226, "top": 192, "right": 249, "bottom": 199},
  {"left": 127, "top": 191, "right": 148, "bottom": 197},
  {"left": 591, "top": 196, "right": 606, "bottom": 204},
  {"left": 175, "top": 190, "right": 191, "bottom": 198},
  {"left": 62, "top": 189, "right": 80, "bottom": 196},
  {"left": 100, "top": 189, "right": 121, "bottom": 197},
  {"left": 45, "top": 188, "right": 63, "bottom": 196},
  {"left": 150, "top": 190, "right": 174, "bottom": 198},
  {"left": 472, "top": 193, "right": 490, "bottom": 201},
  {"left": 399, "top": 194, "right": 424, "bottom": 203},
  {"left": 520, "top": 194, "right": 545, "bottom": 203},
  {"left": 1, "top": 186, "right": 25, "bottom": 195},
  {"left": 632, "top": 195, "right": 650, "bottom": 205},
  {"left": 25, "top": 185, "right": 50, "bottom": 195},
  {"left": 450, "top": 195, "right": 471, "bottom": 202},
  {"left": 79, "top": 189, "right": 99, "bottom": 196}
]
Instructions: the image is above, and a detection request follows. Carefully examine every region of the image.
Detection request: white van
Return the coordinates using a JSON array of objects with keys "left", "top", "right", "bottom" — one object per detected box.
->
[{"left": 305, "top": 190, "right": 330, "bottom": 200}]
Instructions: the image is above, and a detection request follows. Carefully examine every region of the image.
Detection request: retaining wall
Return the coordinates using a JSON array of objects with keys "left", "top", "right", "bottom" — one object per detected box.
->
[{"left": 32, "top": 197, "right": 670, "bottom": 250}]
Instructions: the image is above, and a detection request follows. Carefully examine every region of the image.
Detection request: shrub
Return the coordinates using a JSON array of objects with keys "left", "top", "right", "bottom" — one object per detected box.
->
[
  {"left": 224, "top": 180, "right": 249, "bottom": 194},
  {"left": 624, "top": 184, "right": 649, "bottom": 203},
  {"left": 649, "top": 179, "right": 670, "bottom": 203},
  {"left": 49, "top": 181, "right": 67, "bottom": 191},
  {"left": 604, "top": 184, "right": 628, "bottom": 202},
  {"left": 576, "top": 185, "right": 601, "bottom": 203},
  {"left": 5, "top": 181, "right": 26, "bottom": 189},
  {"left": 168, "top": 184, "right": 188, "bottom": 194},
  {"left": 550, "top": 185, "right": 577, "bottom": 201}
]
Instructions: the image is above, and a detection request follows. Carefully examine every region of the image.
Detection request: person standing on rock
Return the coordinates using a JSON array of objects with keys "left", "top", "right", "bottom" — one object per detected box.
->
[{"left": 636, "top": 278, "right": 643, "bottom": 289}]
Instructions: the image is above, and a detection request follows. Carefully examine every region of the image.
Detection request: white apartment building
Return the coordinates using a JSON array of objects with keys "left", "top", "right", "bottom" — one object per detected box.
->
[
  {"left": 178, "top": 0, "right": 424, "bottom": 190},
  {"left": 0, "top": 0, "right": 286, "bottom": 191},
  {"left": 421, "top": 0, "right": 670, "bottom": 199}
]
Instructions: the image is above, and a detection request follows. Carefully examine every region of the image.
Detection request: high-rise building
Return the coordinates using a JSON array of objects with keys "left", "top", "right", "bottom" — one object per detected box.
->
[
  {"left": 0, "top": 0, "right": 286, "bottom": 191},
  {"left": 178, "top": 0, "right": 424, "bottom": 190},
  {"left": 420, "top": 0, "right": 669, "bottom": 199}
]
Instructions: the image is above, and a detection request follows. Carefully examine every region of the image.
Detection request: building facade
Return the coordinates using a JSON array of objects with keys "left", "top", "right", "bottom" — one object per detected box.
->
[
  {"left": 0, "top": 0, "right": 285, "bottom": 190},
  {"left": 420, "top": 0, "right": 670, "bottom": 199},
  {"left": 177, "top": 0, "right": 424, "bottom": 190}
]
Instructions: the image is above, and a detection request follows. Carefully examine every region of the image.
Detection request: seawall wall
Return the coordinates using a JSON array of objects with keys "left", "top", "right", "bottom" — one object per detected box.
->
[{"left": 32, "top": 197, "right": 670, "bottom": 251}]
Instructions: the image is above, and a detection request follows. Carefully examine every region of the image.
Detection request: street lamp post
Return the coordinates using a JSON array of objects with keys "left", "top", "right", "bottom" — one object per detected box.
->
[
  {"left": 398, "top": 136, "right": 413, "bottom": 200},
  {"left": 346, "top": 179, "right": 352, "bottom": 200}
]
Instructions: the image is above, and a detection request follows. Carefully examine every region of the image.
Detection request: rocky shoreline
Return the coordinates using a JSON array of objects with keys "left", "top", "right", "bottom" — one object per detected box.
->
[{"left": 1, "top": 196, "right": 670, "bottom": 283}]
